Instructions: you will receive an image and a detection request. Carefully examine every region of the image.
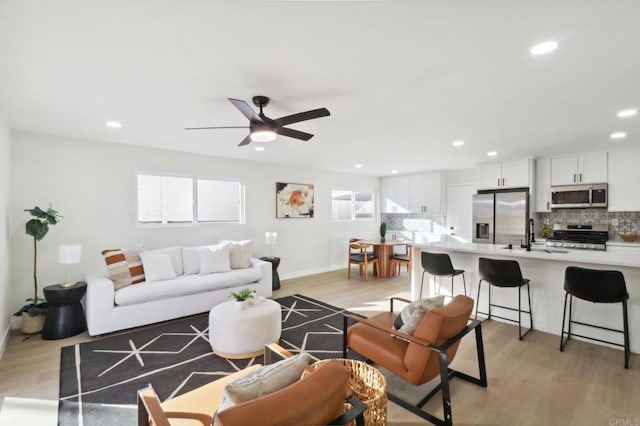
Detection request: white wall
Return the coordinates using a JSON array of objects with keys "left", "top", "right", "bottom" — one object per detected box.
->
[
  {"left": 0, "top": 114, "right": 11, "bottom": 357},
  {"left": 9, "top": 130, "right": 380, "bottom": 312}
]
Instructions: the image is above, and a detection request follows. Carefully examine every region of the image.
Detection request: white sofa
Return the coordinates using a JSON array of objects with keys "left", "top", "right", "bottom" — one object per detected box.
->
[{"left": 86, "top": 257, "right": 272, "bottom": 335}]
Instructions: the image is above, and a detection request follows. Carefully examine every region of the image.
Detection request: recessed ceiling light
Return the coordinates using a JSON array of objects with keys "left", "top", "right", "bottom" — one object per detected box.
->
[
  {"left": 355, "top": 164, "right": 363, "bottom": 169},
  {"left": 452, "top": 140, "right": 464, "bottom": 147},
  {"left": 617, "top": 109, "right": 638, "bottom": 118},
  {"left": 105, "top": 120, "right": 122, "bottom": 128},
  {"left": 610, "top": 132, "right": 627, "bottom": 139},
  {"left": 530, "top": 41, "right": 558, "bottom": 55},
  {"left": 391, "top": 170, "right": 399, "bottom": 174},
  {"left": 487, "top": 151, "right": 498, "bottom": 157},
  {"left": 254, "top": 146, "right": 265, "bottom": 151}
]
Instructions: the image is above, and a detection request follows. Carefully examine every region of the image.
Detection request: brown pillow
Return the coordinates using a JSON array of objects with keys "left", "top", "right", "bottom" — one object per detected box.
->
[{"left": 102, "top": 248, "right": 145, "bottom": 290}]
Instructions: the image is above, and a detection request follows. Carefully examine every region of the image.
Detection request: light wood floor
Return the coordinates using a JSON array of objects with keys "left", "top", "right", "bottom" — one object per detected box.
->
[{"left": 1, "top": 269, "right": 638, "bottom": 425}]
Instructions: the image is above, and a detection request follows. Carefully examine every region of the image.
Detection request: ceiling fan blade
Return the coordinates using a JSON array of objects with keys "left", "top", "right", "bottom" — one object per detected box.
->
[
  {"left": 274, "top": 108, "right": 330, "bottom": 127},
  {"left": 229, "top": 98, "right": 263, "bottom": 123},
  {"left": 276, "top": 127, "right": 314, "bottom": 141},
  {"left": 185, "top": 126, "right": 249, "bottom": 130},
  {"left": 238, "top": 135, "right": 253, "bottom": 146}
]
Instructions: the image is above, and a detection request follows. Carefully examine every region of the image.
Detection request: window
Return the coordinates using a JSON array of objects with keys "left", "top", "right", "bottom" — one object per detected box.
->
[
  {"left": 331, "top": 189, "right": 374, "bottom": 221},
  {"left": 137, "top": 173, "right": 243, "bottom": 225}
]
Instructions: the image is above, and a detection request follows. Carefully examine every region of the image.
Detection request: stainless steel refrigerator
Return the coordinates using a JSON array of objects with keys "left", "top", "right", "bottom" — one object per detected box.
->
[{"left": 472, "top": 190, "right": 529, "bottom": 246}]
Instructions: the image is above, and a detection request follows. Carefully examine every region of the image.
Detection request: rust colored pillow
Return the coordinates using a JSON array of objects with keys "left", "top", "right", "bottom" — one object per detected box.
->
[{"left": 102, "top": 248, "right": 145, "bottom": 290}]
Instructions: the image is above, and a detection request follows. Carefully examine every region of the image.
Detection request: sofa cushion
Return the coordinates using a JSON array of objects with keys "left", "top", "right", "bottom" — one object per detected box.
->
[
  {"left": 101, "top": 247, "right": 145, "bottom": 290},
  {"left": 218, "top": 352, "right": 311, "bottom": 412},
  {"left": 220, "top": 240, "right": 252, "bottom": 269},
  {"left": 140, "top": 253, "right": 178, "bottom": 282},
  {"left": 200, "top": 245, "right": 231, "bottom": 275},
  {"left": 394, "top": 295, "right": 445, "bottom": 335},
  {"left": 145, "top": 246, "right": 184, "bottom": 275},
  {"left": 114, "top": 263, "right": 262, "bottom": 306}
]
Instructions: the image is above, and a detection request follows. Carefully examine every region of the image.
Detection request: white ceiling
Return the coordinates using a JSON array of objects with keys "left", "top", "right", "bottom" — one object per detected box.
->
[{"left": 1, "top": 0, "right": 639, "bottom": 177}]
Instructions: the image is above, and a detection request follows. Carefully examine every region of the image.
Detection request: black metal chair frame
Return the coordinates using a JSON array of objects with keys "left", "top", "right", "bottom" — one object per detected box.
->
[
  {"left": 342, "top": 307, "right": 488, "bottom": 426},
  {"left": 560, "top": 292, "right": 630, "bottom": 369},
  {"left": 419, "top": 253, "right": 467, "bottom": 299},
  {"left": 475, "top": 277, "right": 533, "bottom": 341}
]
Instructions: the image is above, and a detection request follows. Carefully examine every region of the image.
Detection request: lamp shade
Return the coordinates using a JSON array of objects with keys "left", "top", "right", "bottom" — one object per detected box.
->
[
  {"left": 59, "top": 244, "right": 82, "bottom": 264},
  {"left": 265, "top": 232, "right": 277, "bottom": 245}
]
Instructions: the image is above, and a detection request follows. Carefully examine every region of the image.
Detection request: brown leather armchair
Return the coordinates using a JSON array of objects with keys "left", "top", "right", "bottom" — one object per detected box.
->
[{"left": 344, "top": 295, "right": 487, "bottom": 426}]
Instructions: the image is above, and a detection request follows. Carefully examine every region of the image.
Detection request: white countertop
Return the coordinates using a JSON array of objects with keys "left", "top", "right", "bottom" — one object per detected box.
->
[{"left": 414, "top": 238, "right": 640, "bottom": 269}]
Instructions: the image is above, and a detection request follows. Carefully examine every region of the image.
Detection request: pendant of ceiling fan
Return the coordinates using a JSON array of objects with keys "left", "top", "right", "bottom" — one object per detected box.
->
[{"left": 185, "top": 96, "right": 330, "bottom": 146}]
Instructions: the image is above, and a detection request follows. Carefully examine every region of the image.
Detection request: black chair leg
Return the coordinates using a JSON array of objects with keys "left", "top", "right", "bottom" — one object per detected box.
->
[
  {"left": 420, "top": 271, "right": 427, "bottom": 299},
  {"left": 438, "top": 351, "right": 453, "bottom": 426},
  {"left": 623, "top": 299, "right": 630, "bottom": 369},
  {"left": 559, "top": 292, "right": 569, "bottom": 351},
  {"left": 526, "top": 282, "right": 534, "bottom": 331},
  {"left": 462, "top": 273, "right": 467, "bottom": 296},
  {"left": 518, "top": 286, "right": 523, "bottom": 340},
  {"left": 475, "top": 280, "right": 482, "bottom": 320}
]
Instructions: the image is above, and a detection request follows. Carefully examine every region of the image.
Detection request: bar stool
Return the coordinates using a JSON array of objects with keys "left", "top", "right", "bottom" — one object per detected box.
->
[
  {"left": 560, "top": 266, "right": 630, "bottom": 369},
  {"left": 419, "top": 251, "right": 466, "bottom": 299},
  {"left": 475, "top": 257, "right": 533, "bottom": 340}
]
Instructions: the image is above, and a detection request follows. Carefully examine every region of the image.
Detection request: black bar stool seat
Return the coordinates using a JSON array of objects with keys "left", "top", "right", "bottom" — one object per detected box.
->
[
  {"left": 560, "top": 266, "right": 630, "bottom": 369},
  {"left": 419, "top": 251, "right": 467, "bottom": 299},
  {"left": 475, "top": 257, "right": 533, "bottom": 340}
]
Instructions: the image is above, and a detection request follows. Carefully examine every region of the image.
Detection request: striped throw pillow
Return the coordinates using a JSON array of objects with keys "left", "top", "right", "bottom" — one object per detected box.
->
[{"left": 102, "top": 248, "right": 145, "bottom": 290}]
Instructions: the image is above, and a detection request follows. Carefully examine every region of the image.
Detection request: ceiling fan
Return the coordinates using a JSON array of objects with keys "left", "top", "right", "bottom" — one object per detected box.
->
[{"left": 185, "top": 96, "right": 330, "bottom": 146}]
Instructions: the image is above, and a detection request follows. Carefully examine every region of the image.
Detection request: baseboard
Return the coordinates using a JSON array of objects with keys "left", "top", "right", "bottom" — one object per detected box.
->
[{"left": 280, "top": 264, "right": 344, "bottom": 281}]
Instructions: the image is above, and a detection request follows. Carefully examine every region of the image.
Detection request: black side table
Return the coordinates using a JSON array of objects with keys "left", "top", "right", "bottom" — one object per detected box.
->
[
  {"left": 42, "top": 281, "right": 87, "bottom": 340},
  {"left": 260, "top": 257, "right": 281, "bottom": 290}
]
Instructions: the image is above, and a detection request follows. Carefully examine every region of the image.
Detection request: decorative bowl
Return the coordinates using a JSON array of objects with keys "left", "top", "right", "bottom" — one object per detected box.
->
[{"left": 620, "top": 233, "right": 638, "bottom": 243}]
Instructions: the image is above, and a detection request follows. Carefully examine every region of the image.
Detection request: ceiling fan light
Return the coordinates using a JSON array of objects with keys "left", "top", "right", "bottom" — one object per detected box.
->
[{"left": 250, "top": 130, "right": 276, "bottom": 142}]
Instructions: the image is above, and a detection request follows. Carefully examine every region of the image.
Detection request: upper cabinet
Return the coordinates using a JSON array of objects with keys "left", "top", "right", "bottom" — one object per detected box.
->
[
  {"left": 476, "top": 158, "right": 532, "bottom": 190},
  {"left": 381, "top": 172, "right": 444, "bottom": 214},
  {"left": 535, "top": 156, "right": 551, "bottom": 212},
  {"left": 550, "top": 151, "right": 608, "bottom": 186},
  {"left": 608, "top": 149, "right": 640, "bottom": 212}
]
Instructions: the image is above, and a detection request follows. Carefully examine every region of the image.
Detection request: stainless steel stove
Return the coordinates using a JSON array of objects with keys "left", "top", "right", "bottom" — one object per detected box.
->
[{"left": 545, "top": 224, "right": 609, "bottom": 251}]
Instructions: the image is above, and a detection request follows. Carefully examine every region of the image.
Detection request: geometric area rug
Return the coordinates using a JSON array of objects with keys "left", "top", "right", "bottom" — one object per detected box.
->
[{"left": 58, "top": 294, "right": 354, "bottom": 425}]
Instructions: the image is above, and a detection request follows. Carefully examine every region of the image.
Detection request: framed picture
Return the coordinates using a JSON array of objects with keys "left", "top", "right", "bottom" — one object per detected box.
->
[{"left": 276, "top": 182, "right": 314, "bottom": 218}]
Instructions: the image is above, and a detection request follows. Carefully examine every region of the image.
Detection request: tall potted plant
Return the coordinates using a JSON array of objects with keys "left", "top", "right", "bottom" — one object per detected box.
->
[{"left": 14, "top": 205, "right": 62, "bottom": 334}]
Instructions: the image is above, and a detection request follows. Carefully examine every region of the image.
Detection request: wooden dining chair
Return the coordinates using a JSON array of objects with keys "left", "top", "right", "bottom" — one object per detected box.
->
[
  {"left": 390, "top": 243, "right": 412, "bottom": 279},
  {"left": 348, "top": 240, "right": 378, "bottom": 282}
]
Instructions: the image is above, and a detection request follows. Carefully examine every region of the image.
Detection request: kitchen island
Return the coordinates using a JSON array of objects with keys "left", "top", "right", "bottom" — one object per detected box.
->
[{"left": 411, "top": 239, "right": 640, "bottom": 353}]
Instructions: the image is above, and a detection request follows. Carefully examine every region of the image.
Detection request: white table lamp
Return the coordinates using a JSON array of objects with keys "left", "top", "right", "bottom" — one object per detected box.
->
[
  {"left": 265, "top": 232, "right": 277, "bottom": 258},
  {"left": 59, "top": 244, "right": 82, "bottom": 288}
]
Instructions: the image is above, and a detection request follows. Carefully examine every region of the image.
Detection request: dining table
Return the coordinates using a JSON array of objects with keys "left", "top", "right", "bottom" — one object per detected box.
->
[{"left": 356, "top": 239, "right": 410, "bottom": 278}]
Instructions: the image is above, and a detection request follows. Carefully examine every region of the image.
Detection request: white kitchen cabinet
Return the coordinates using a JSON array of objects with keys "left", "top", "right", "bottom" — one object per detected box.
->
[
  {"left": 380, "top": 175, "right": 410, "bottom": 213},
  {"left": 535, "top": 156, "right": 551, "bottom": 212},
  {"left": 550, "top": 151, "right": 608, "bottom": 186},
  {"left": 476, "top": 158, "right": 531, "bottom": 190},
  {"left": 608, "top": 149, "right": 640, "bottom": 211},
  {"left": 381, "top": 172, "right": 444, "bottom": 214}
]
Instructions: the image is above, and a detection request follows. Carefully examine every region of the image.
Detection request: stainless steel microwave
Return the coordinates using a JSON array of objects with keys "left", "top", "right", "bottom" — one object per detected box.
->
[{"left": 550, "top": 183, "right": 608, "bottom": 209}]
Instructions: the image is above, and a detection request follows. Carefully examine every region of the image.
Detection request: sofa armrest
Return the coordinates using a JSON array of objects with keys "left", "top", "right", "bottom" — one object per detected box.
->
[
  {"left": 252, "top": 258, "right": 273, "bottom": 298},
  {"left": 85, "top": 276, "right": 116, "bottom": 335}
]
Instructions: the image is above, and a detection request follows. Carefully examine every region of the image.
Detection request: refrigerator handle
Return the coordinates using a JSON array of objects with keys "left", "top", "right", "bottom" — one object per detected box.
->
[{"left": 497, "top": 178, "right": 500, "bottom": 187}]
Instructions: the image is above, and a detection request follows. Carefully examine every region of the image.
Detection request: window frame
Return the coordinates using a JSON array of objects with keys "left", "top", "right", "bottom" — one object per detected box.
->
[
  {"left": 135, "top": 171, "right": 245, "bottom": 227},
  {"left": 330, "top": 188, "right": 376, "bottom": 222}
]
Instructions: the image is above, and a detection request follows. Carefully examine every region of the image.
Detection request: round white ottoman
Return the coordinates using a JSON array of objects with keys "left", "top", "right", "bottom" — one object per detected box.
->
[{"left": 209, "top": 298, "right": 282, "bottom": 359}]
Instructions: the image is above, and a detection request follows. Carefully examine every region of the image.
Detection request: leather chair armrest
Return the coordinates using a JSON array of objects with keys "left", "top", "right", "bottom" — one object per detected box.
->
[
  {"left": 264, "top": 343, "right": 294, "bottom": 364},
  {"left": 346, "top": 313, "right": 435, "bottom": 348}
]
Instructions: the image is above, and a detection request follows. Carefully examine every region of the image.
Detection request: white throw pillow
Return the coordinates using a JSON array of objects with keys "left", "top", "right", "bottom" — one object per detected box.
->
[
  {"left": 139, "top": 253, "right": 177, "bottom": 282},
  {"left": 182, "top": 245, "right": 213, "bottom": 275},
  {"left": 219, "top": 240, "right": 252, "bottom": 269},
  {"left": 199, "top": 245, "right": 231, "bottom": 275},
  {"left": 145, "top": 246, "right": 184, "bottom": 275},
  {"left": 394, "top": 295, "right": 446, "bottom": 335},
  {"left": 218, "top": 352, "right": 311, "bottom": 412}
]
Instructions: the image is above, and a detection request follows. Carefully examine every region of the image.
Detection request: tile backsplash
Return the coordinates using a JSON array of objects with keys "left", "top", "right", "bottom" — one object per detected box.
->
[
  {"left": 535, "top": 209, "right": 640, "bottom": 240},
  {"left": 381, "top": 212, "right": 448, "bottom": 234}
]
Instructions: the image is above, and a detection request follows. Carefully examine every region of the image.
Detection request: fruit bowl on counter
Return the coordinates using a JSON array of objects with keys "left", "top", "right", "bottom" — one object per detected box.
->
[{"left": 619, "top": 233, "right": 638, "bottom": 243}]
